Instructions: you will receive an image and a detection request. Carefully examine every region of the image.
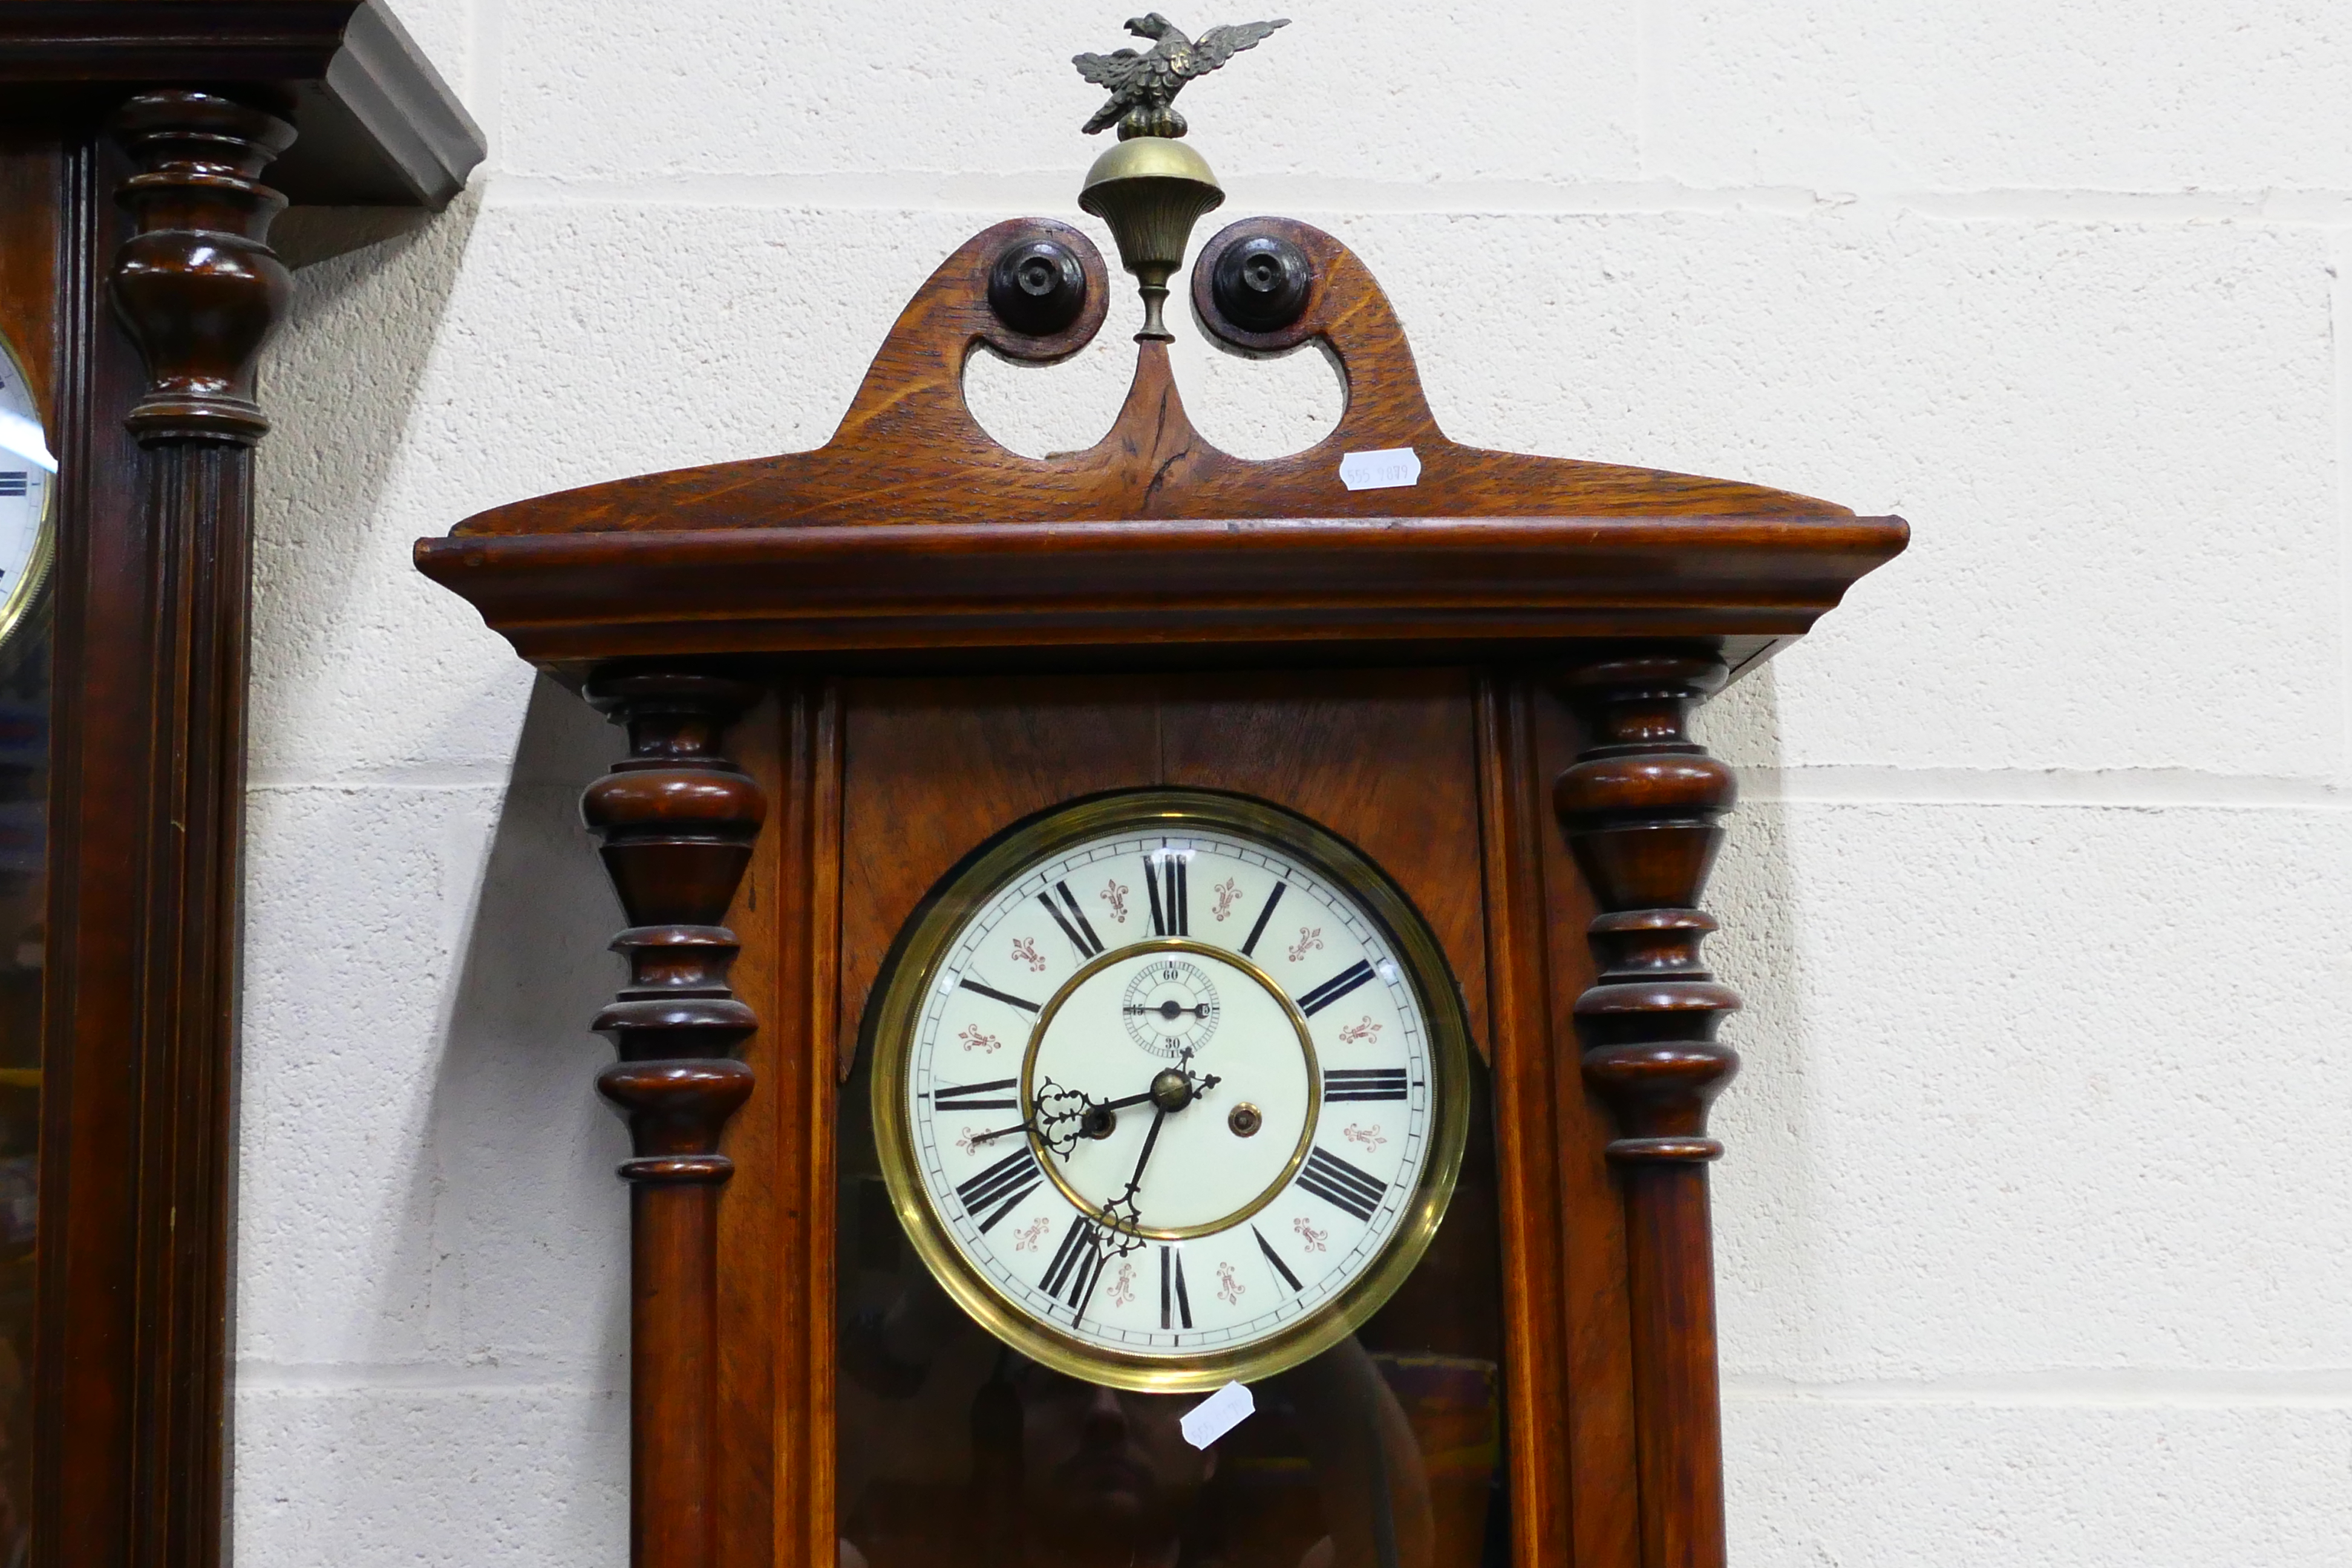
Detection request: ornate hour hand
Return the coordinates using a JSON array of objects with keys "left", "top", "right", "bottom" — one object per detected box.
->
[{"left": 967, "top": 1079, "right": 1092, "bottom": 1157}]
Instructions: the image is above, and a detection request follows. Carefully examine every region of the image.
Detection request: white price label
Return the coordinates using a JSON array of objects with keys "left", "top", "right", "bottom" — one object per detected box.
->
[
  {"left": 1339, "top": 447, "right": 1422, "bottom": 491},
  {"left": 1179, "top": 1380, "right": 1256, "bottom": 1449}
]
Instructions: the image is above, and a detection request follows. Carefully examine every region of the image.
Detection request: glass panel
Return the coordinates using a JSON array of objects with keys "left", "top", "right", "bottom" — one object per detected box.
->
[
  {"left": 0, "top": 323, "right": 51, "bottom": 1567},
  {"left": 838, "top": 1055, "right": 1510, "bottom": 1568}
]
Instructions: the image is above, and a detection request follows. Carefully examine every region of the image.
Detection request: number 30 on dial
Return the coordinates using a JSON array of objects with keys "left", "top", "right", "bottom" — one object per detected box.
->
[{"left": 870, "top": 791, "right": 1471, "bottom": 1391}]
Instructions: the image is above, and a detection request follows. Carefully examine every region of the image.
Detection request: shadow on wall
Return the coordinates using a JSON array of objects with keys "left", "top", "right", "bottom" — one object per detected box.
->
[
  {"left": 1690, "top": 661, "right": 1829, "bottom": 1379},
  {"left": 382, "top": 677, "right": 633, "bottom": 1547},
  {"left": 252, "top": 192, "right": 481, "bottom": 719}
]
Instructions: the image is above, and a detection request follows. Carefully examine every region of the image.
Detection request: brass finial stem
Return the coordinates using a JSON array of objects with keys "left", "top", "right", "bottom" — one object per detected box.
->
[
  {"left": 1137, "top": 285, "right": 1171, "bottom": 342},
  {"left": 1079, "top": 137, "right": 1224, "bottom": 342}
]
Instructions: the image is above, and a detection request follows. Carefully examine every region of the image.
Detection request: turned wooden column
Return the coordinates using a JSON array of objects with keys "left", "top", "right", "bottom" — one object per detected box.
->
[
  {"left": 580, "top": 670, "right": 768, "bottom": 1568},
  {"left": 1553, "top": 649, "right": 1741, "bottom": 1568},
  {"left": 98, "top": 87, "right": 295, "bottom": 1564}
]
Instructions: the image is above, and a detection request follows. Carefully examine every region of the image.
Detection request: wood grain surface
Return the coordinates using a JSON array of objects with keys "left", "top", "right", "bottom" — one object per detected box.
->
[{"left": 416, "top": 218, "right": 1904, "bottom": 677}]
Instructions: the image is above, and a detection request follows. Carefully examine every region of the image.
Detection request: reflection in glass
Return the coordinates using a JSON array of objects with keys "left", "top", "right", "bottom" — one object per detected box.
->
[
  {"left": 0, "top": 329, "right": 47, "bottom": 1568},
  {"left": 840, "top": 1052, "right": 1509, "bottom": 1568},
  {"left": 0, "top": 599, "right": 43, "bottom": 1568}
]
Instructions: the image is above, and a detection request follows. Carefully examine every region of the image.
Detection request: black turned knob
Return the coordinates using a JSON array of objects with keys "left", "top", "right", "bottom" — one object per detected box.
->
[
  {"left": 987, "top": 238, "right": 1088, "bottom": 336},
  {"left": 1210, "top": 232, "right": 1313, "bottom": 333}
]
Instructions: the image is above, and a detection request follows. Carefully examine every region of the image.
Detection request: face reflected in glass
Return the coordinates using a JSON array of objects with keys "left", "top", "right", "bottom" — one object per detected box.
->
[{"left": 1014, "top": 1364, "right": 1216, "bottom": 1566}]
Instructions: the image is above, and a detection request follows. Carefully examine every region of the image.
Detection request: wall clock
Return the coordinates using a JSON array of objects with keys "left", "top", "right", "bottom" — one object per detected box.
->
[
  {"left": 419, "top": 23, "right": 1906, "bottom": 1568},
  {"left": 870, "top": 789, "right": 1471, "bottom": 1391},
  {"left": 0, "top": 5, "right": 480, "bottom": 1564},
  {"left": 0, "top": 333, "right": 51, "bottom": 653}
]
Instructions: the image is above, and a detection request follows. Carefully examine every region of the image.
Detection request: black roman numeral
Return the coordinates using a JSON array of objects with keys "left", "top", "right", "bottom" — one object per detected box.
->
[
  {"left": 0, "top": 473, "right": 24, "bottom": 498},
  {"left": 955, "top": 1147, "right": 1042, "bottom": 1232},
  {"left": 1039, "top": 881, "right": 1104, "bottom": 959},
  {"left": 1252, "top": 1224, "right": 1302, "bottom": 1292},
  {"left": 959, "top": 977, "right": 1040, "bottom": 1013},
  {"left": 1145, "top": 851, "right": 1189, "bottom": 936},
  {"left": 1296, "top": 1146, "right": 1387, "bottom": 1223},
  {"left": 1240, "top": 880, "right": 1286, "bottom": 957},
  {"left": 932, "top": 1077, "right": 1019, "bottom": 1111},
  {"left": 1160, "top": 1246, "right": 1192, "bottom": 1330},
  {"left": 1324, "top": 1068, "right": 1408, "bottom": 1102},
  {"left": 1297, "top": 959, "right": 1377, "bottom": 1017},
  {"left": 1042, "top": 1215, "right": 1105, "bottom": 1316}
]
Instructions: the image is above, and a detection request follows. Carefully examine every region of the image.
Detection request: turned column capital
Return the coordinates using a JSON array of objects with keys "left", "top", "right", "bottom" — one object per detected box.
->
[
  {"left": 581, "top": 668, "right": 768, "bottom": 1185},
  {"left": 1551, "top": 647, "right": 1742, "bottom": 1165},
  {"left": 109, "top": 88, "right": 296, "bottom": 446}
]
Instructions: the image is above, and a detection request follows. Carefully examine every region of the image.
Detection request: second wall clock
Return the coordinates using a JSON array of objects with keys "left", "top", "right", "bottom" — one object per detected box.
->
[{"left": 420, "top": 20, "right": 1906, "bottom": 1568}]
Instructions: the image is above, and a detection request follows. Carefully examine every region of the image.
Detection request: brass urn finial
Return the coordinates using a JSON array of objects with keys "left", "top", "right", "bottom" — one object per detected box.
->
[{"left": 1072, "top": 13, "right": 1287, "bottom": 341}]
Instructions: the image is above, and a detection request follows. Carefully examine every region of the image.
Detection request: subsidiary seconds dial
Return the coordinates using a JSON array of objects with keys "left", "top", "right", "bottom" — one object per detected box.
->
[{"left": 870, "top": 790, "right": 1471, "bottom": 1392}]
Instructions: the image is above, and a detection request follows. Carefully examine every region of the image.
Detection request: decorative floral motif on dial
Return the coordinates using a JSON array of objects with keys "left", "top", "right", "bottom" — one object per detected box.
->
[{"left": 893, "top": 808, "right": 1454, "bottom": 1373}]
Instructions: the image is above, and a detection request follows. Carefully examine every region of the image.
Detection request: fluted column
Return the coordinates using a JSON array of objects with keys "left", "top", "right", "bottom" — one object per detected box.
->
[
  {"left": 103, "top": 88, "right": 295, "bottom": 1567},
  {"left": 581, "top": 670, "right": 768, "bottom": 1568},
  {"left": 1552, "top": 649, "right": 1740, "bottom": 1568}
]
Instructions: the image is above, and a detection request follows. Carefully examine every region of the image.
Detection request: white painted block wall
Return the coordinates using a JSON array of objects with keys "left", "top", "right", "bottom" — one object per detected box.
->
[{"left": 240, "top": 2, "right": 2352, "bottom": 1561}]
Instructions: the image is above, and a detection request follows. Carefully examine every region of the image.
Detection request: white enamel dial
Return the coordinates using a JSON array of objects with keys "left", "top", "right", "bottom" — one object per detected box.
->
[
  {"left": 0, "top": 336, "right": 51, "bottom": 645},
  {"left": 874, "top": 794, "right": 1469, "bottom": 1390}
]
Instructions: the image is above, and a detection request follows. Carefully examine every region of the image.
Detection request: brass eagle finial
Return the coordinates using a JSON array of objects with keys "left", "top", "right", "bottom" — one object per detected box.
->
[{"left": 1073, "top": 13, "right": 1289, "bottom": 140}]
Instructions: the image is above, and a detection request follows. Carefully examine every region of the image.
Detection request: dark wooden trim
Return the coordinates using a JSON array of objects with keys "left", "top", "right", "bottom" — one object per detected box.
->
[
  {"left": 15, "top": 47, "right": 473, "bottom": 1565},
  {"left": 580, "top": 670, "right": 770, "bottom": 1568},
  {"left": 1476, "top": 675, "right": 1576, "bottom": 1568},
  {"left": 34, "top": 95, "right": 286, "bottom": 1568},
  {"left": 0, "top": 0, "right": 484, "bottom": 208},
  {"left": 416, "top": 514, "right": 1904, "bottom": 673},
  {"left": 1552, "top": 650, "right": 1741, "bottom": 1568}
]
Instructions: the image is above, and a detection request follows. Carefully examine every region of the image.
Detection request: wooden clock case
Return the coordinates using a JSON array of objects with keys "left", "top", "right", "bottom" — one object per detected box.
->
[
  {"left": 420, "top": 215, "right": 1906, "bottom": 1568},
  {"left": 0, "top": 4, "right": 480, "bottom": 1563}
]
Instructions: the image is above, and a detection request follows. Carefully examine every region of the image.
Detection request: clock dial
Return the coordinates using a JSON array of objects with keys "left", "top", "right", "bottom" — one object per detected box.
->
[
  {"left": 0, "top": 334, "right": 51, "bottom": 648},
  {"left": 871, "top": 791, "right": 1470, "bottom": 1391}
]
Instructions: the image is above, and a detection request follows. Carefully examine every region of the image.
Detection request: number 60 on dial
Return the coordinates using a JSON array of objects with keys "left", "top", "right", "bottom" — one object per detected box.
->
[{"left": 867, "top": 789, "right": 1471, "bottom": 1392}]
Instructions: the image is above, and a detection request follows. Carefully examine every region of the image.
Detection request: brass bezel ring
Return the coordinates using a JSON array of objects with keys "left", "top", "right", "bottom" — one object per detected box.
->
[{"left": 867, "top": 786, "right": 1472, "bottom": 1394}]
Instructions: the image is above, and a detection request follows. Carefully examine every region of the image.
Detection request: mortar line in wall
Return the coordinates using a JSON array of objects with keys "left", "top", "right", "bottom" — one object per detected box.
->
[
  {"left": 1737, "top": 764, "right": 2352, "bottom": 810},
  {"left": 483, "top": 170, "right": 2352, "bottom": 226},
  {"left": 223, "top": 1361, "right": 2352, "bottom": 1405},
  {"left": 244, "top": 774, "right": 547, "bottom": 792},
  {"left": 1725, "top": 1370, "right": 2352, "bottom": 1409},
  {"left": 237, "top": 766, "right": 2352, "bottom": 809},
  {"left": 235, "top": 1362, "right": 624, "bottom": 1396}
]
